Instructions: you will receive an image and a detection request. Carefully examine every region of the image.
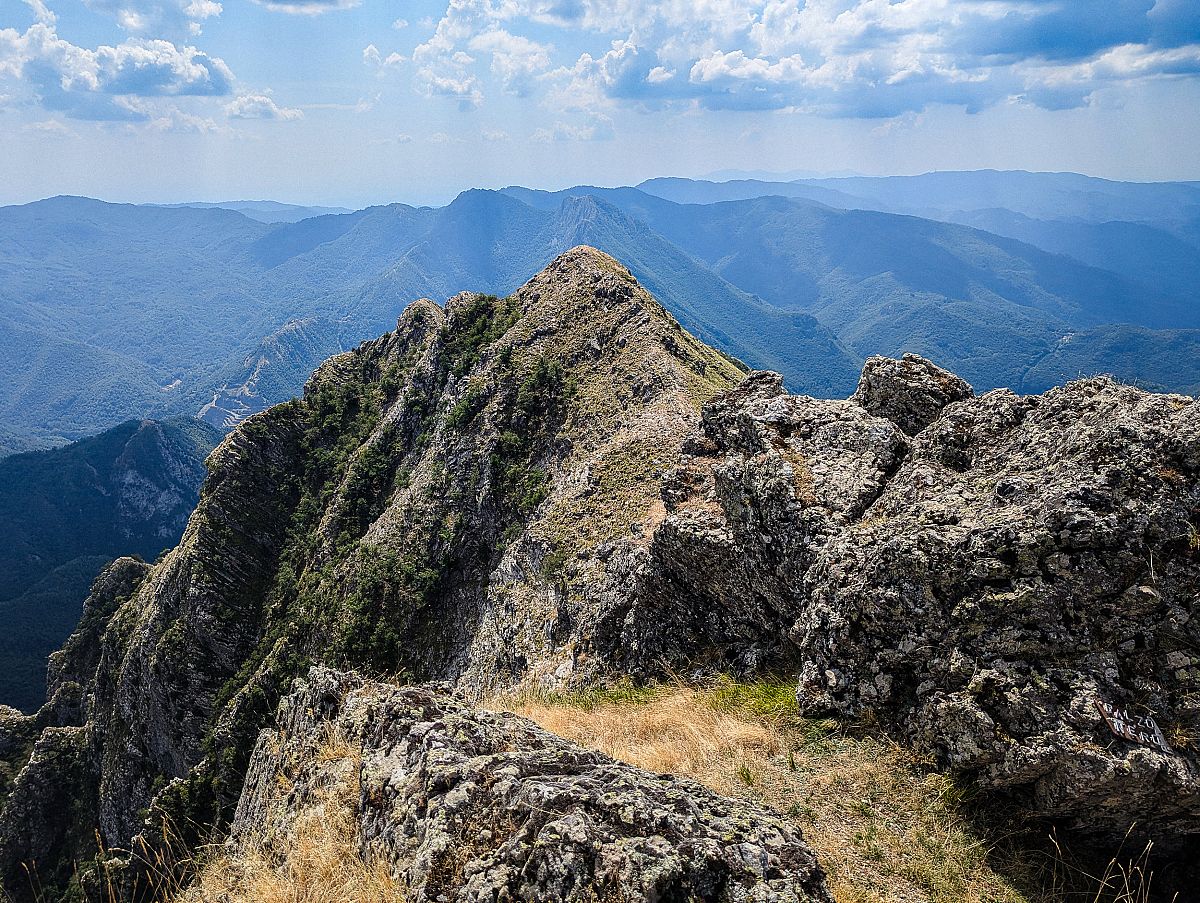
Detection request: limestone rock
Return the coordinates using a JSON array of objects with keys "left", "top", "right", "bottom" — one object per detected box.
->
[
  {"left": 851, "top": 352, "right": 973, "bottom": 436},
  {"left": 231, "top": 668, "right": 834, "bottom": 903},
  {"left": 4, "top": 245, "right": 1200, "bottom": 896},
  {"left": 794, "top": 378, "right": 1200, "bottom": 840},
  {"left": 625, "top": 370, "right": 908, "bottom": 673}
]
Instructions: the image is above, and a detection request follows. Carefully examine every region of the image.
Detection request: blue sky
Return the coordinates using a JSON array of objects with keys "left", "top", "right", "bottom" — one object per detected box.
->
[{"left": 1, "top": 0, "right": 1198, "bottom": 206}]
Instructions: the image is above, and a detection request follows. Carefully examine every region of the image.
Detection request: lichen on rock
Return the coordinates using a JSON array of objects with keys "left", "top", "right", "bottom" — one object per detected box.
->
[
  {"left": 4, "top": 246, "right": 1200, "bottom": 899},
  {"left": 229, "top": 667, "right": 834, "bottom": 903}
]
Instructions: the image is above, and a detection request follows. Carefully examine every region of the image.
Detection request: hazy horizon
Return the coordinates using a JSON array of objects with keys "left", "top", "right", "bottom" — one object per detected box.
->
[{"left": 6, "top": 165, "right": 1200, "bottom": 212}]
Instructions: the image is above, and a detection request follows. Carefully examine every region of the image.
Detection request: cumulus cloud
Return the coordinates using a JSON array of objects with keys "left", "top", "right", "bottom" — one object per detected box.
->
[
  {"left": 416, "top": 67, "right": 483, "bottom": 109},
  {"left": 481, "top": 126, "right": 509, "bottom": 140},
  {"left": 226, "top": 92, "right": 302, "bottom": 120},
  {"left": 468, "top": 29, "right": 552, "bottom": 96},
  {"left": 83, "top": 0, "right": 222, "bottom": 37},
  {"left": 403, "top": 0, "right": 1200, "bottom": 120},
  {"left": 0, "top": 19, "right": 235, "bottom": 120},
  {"left": 531, "top": 113, "right": 614, "bottom": 141},
  {"left": 364, "top": 44, "right": 406, "bottom": 70}
]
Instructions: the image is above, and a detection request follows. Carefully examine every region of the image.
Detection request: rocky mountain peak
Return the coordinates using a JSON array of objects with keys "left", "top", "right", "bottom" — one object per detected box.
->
[{"left": 3, "top": 251, "right": 1199, "bottom": 899}]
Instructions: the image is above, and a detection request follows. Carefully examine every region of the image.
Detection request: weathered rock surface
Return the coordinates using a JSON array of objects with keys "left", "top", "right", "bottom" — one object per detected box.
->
[
  {"left": 231, "top": 667, "right": 833, "bottom": 903},
  {"left": 625, "top": 370, "right": 908, "bottom": 673},
  {"left": 797, "top": 378, "right": 1200, "bottom": 841},
  {"left": 851, "top": 352, "right": 973, "bottom": 436},
  {"left": 0, "top": 248, "right": 749, "bottom": 899}
]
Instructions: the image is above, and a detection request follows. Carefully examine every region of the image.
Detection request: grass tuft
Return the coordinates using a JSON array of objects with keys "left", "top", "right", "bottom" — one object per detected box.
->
[{"left": 495, "top": 680, "right": 1033, "bottom": 903}]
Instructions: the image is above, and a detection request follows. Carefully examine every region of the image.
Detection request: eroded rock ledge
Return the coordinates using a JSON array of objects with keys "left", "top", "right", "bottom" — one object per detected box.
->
[
  {"left": 231, "top": 667, "right": 834, "bottom": 903},
  {"left": 2, "top": 251, "right": 1199, "bottom": 899}
]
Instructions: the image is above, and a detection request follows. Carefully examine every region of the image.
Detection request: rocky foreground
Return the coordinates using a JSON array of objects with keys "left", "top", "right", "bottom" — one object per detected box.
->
[
  {"left": 1, "top": 247, "right": 1199, "bottom": 900},
  {"left": 229, "top": 667, "right": 832, "bottom": 902}
]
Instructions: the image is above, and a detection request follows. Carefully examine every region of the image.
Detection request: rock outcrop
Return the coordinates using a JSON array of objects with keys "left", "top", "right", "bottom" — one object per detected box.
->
[
  {"left": 1, "top": 248, "right": 748, "bottom": 899},
  {"left": 850, "top": 352, "right": 973, "bottom": 436},
  {"left": 631, "top": 356, "right": 1200, "bottom": 842},
  {"left": 3, "top": 247, "right": 1199, "bottom": 899},
  {"left": 796, "top": 377, "right": 1200, "bottom": 841},
  {"left": 229, "top": 667, "right": 833, "bottom": 903}
]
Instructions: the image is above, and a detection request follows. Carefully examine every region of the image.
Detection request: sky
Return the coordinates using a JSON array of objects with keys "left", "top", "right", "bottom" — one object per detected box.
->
[{"left": 0, "top": 0, "right": 1198, "bottom": 207}]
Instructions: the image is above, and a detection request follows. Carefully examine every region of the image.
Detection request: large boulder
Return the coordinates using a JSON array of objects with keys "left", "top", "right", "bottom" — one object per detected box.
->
[
  {"left": 851, "top": 352, "right": 973, "bottom": 436},
  {"left": 794, "top": 377, "right": 1200, "bottom": 840},
  {"left": 232, "top": 668, "right": 834, "bottom": 903}
]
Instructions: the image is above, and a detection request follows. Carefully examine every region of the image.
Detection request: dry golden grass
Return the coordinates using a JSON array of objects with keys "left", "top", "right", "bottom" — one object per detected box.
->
[
  {"left": 496, "top": 680, "right": 1035, "bottom": 903},
  {"left": 178, "top": 736, "right": 403, "bottom": 903},
  {"left": 164, "top": 680, "right": 1167, "bottom": 903}
]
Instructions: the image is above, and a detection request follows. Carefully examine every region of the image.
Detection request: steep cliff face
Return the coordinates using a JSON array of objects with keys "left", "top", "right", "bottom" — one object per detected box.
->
[
  {"left": 3, "top": 249, "right": 1199, "bottom": 900},
  {"left": 0, "top": 418, "right": 222, "bottom": 712}
]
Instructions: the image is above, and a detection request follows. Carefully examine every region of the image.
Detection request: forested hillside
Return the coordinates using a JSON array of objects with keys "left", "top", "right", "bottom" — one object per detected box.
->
[
  {"left": 2, "top": 171, "right": 1197, "bottom": 457},
  {"left": 0, "top": 417, "right": 221, "bottom": 711}
]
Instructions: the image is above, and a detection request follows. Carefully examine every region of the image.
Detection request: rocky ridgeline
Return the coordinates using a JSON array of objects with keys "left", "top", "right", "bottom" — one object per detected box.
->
[{"left": 1, "top": 249, "right": 1198, "bottom": 900}]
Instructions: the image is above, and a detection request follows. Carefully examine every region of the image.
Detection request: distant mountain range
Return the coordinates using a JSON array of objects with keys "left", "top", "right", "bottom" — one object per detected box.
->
[
  {"left": 1, "top": 170, "right": 1197, "bottom": 459},
  {"left": 0, "top": 418, "right": 221, "bottom": 711},
  {"left": 149, "top": 200, "right": 354, "bottom": 223}
]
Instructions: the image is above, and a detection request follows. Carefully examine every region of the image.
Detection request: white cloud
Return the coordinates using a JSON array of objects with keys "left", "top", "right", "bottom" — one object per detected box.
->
[
  {"left": 251, "top": 0, "right": 361, "bottom": 14},
  {"left": 531, "top": 113, "right": 614, "bottom": 141},
  {"left": 400, "top": 0, "right": 1200, "bottom": 120},
  {"left": 0, "top": 20, "right": 236, "bottom": 120},
  {"left": 23, "top": 0, "right": 55, "bottom": 26},
  {"left": 226, "top": 93, "right": 303, "bottom": 120},
  {"left": 415, "top": 67, "right": 483, "bottom": 109},
  {"left": 468, "top": 29, "right": 552, "bottom": 96},
  {"left": 481, "top": 126, "right": 509, "bottom": 140},
  {"left": 82, "top": 0, "right": 222, "bottom": 37},
  {"left": 392, "top": 17, "right": 410, "bottom": 29},
  {"left": 364, "top": 43, "right": 406, "bottom": 73},
  {"left": 647, "top": 64, "right": 674, "bottom": 84}
]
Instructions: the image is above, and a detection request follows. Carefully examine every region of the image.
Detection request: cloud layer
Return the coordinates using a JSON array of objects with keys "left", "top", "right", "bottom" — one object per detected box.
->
[
  {"left": 401, "top": 0, "right": 1200, "bottom": 122},
  {"left": 2, "top": 0, "right": 1198, "bottom": 143}
]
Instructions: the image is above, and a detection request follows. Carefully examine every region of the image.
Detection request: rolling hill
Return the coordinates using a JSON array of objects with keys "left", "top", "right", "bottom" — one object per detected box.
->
[{"left": 2, "top": 173, "right": 1198, "bottom": 457}]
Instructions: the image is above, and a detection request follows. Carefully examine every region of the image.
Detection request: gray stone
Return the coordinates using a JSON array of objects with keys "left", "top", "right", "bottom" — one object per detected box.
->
[
  {"left": 851, "top": 352, "right": 974, "bottom": 436},
  {"left": 232, "top": 668, "right": 834, "bottom": 903}
]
